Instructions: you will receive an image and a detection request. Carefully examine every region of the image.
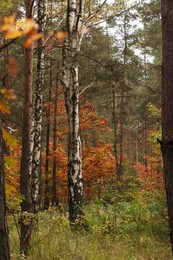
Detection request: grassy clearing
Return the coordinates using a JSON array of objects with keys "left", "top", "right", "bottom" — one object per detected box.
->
[
  {"left": 8, "top": 184, "right": 173, "bottom": 259},
  {"left": 8, "top": 207, "right": 172, "bottom": 259}
]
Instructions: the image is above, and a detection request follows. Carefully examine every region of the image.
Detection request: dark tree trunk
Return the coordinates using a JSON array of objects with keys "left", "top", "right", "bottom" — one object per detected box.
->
[
  {"left": 0, "top": 127, "right": 10, "bottom": 260},
  {"left": 112, "top": 87, "right": 119, "bottom": 176},
  {"left": 161, "top": 0, "right": 173, "bottom": 255},
  {"left": 117, "top": 81, "right": 124, "bottom": 181},
  {"left": 20, "top": 0, "right": 33, "bottom": 255},
  {"left": 117, "top": 6, "right": 127, "bottom": 181}
]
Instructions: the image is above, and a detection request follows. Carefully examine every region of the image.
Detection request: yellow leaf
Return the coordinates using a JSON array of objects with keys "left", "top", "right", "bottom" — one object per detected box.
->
[
  {"left": 23, "top": 19, "right": 37, "bottom": 34},
  {"left": 0, "top": 89, "right": 17, "bottom": 100},
  {"left": 16, "top": 19, "right": 26, "bottom": 29},
  {"left": 2, "top": 129, "right": 18, "bottom": 148},
  {"left": 4, "top": 30, "right": 23, "bottom": 39}
]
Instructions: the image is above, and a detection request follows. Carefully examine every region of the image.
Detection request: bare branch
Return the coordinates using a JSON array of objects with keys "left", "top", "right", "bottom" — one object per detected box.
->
[
  {"left": 83, "top": 0, "right": 108, "bottom": 25},
  {"left": 44, "top": 18, "right": 64, "bottom": 45},
  {"left": 87, "top": 0, "right": 145, "bottom": 28},
  {"left": 0, "top": 39, "right": 17, "bottom": 52},
  {"left": 79, "top": 82, "right": 94, "bottom": 96}
]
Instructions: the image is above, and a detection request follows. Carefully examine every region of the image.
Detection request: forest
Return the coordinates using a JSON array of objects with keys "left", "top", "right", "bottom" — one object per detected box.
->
[{"left": 0, "top": 0, "right": 173, "bottom": 259}]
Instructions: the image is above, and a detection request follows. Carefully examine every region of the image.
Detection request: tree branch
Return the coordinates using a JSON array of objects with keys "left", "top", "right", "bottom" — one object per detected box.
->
[
  {"left": 79, "top": 82, "right": 94, "bottom": 96},
  {"left": 84, "top": 0, "right": 108, "bottom": 25},
  {"left": 0, "top": 39, "right": 17, "bottom": 53}
]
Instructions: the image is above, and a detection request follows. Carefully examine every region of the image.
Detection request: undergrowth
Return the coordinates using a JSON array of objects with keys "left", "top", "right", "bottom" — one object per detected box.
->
[{"left": 8, "top": 183, "right": 172, "bottom": 260}]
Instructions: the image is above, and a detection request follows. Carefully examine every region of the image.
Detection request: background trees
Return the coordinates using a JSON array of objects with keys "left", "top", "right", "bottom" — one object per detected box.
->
[{"left": 0, "top": 0, "right": 172, "bottom": 258}]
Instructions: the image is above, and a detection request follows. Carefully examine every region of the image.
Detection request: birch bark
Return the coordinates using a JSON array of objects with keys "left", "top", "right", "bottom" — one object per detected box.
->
[
  {"left": 62, "top": 0, "right": 85, "bottom": 225},
  {"left": 31, "top": 0, "right": 47, "bottom": 213}
]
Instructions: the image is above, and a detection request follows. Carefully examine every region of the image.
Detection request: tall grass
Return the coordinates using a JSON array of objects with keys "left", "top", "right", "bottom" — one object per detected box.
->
[{"left": 8, "top": 184, "right": 173, "bottom": 259}]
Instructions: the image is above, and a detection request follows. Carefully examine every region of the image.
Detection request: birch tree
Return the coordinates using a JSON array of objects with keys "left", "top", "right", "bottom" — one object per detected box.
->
[
  {"left": 62, "top": 0, "right": 85, "bottom": 225},
  {"left": 31, "top": 0, "right": 47, "bottom": 213},
  {"left": 61, "top": 0, "right": 112, "bottom": 225}
]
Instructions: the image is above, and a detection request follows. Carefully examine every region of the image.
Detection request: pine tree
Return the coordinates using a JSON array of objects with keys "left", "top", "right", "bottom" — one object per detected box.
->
[
  {"left": 20, "top": 0, "right": 34, "bottom": 255},
  {"left": 160, "top": 0, "right": 173, "bottom": 255}
]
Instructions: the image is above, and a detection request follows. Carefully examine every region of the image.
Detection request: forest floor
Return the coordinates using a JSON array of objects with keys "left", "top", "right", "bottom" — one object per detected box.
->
[{"left": 8, "top": 184, "right": 173, "bottom": 260}]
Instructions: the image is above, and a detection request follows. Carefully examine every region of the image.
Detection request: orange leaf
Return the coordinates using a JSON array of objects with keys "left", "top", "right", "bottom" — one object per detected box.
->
[
  {"left": 23, "top": 38, "right": 33, "bottom": 48},
  {"left": 56, "top": 31, "right": 68, "bottom": 40},
  {"left": 0, "top": 99, "right": 10, "bottom": 114},
  {"left": 0, "top": 24, "right": 12, "bottom": 31},
  {"left": 4, "top": 14, "right": 16, "bottom": 25},
  {"left": 31, "top": 33, "right": 43, "bottom": 41}
]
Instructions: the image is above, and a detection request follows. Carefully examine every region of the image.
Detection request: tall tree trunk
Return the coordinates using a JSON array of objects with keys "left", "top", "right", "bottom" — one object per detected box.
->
[
  {"left": 117, "top": 82, "right": 124, "bottom": 181},
  {"left": 112, "top": 87, "right": 119, "bottom": 176},
  {"left": 0, "top": 127, "right": 10, "bottom": 260},
  {"left": 127, "top": 104, "right": 132, "bottom": 172},
  {"left": 44, "top": 56, "right": 52, "bottom": 210},
  {"left": 31, "top": 0, "right": 47, "bottom": 213},
  {"left": 135, "top": 136, "right": 139, "bottom": 163},
  {"left": 20, "top": 0, "right": 33, "bottom": 255},
  {"left": 143, "top": 118, "right": 148, "bottom": 171},
  {"left": 52, "top": 75, "right": 59, "bottom": 206},
  {"left": 62, "top": 0, "right": 84, "bottom": 225},
  {"left": 160, "top": 1, "right": 173, "bottom": 255},
  {"left": 117, "top": 3, "right": 127, "bottom": 181}
]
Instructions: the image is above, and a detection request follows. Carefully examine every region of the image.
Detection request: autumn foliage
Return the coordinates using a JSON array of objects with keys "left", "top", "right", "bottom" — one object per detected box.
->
[
  {"left": 133, "top": 131, "right": 164, "bottom": 192},
  {"left": 41, "top": 88, "right": 115, "bottom": 202},
  {"left": 0, "top": 14, "right": 42, "bottom": 47}
]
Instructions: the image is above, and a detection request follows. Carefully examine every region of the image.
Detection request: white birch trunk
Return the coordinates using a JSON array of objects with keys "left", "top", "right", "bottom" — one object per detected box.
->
[
  {"left": 31, "top": 0, "right": 47, "bottom": 213},
  {"left": 62, "top": 0, "right": 85, "bottom": 224}
]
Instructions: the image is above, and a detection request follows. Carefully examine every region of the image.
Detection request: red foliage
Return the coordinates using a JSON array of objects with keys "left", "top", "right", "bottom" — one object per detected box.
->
[
  {"left": 133, "top": 162, "right": 164, "bottom": 191},
  {"left": 42, "top": 90, "right": 115, "bottom": 201}
]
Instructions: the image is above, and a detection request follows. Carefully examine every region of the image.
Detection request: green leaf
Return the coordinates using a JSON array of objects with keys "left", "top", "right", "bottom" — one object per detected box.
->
[{"left": 4, "top": 155, "right": 16, "bottom": 169}]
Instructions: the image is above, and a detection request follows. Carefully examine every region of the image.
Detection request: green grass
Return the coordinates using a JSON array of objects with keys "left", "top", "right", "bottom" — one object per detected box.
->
[
  {"left": 8, "top": 183, "right": 173, "bottom": 259},
  {"left": 8, "top": 204, "right": 172, "bottom": 260}
]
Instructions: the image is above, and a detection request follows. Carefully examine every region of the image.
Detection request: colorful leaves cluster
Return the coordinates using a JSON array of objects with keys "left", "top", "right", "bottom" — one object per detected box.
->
[
  {"left": 0, "top": 14, "right": 42, "bottom": 47},
  {"left": 42, "top": 89, "right": 115, "bottom": 201},
  {"left": 133, "top": 134, "right": 164, "bottom": 192},
  {"left": 134, "top": 162, "right": 164, "bottom": 191}
]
